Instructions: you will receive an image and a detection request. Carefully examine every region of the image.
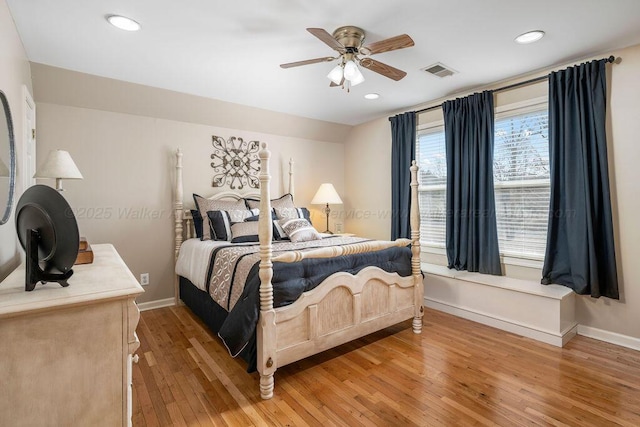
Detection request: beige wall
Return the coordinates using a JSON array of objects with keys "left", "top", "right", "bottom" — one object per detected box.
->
[
  {"left": 33, "top": 66, "right": 347, "bottom": 303},
  {"left": 0, "top": 0, "right": 32, "bottom": 280},
  {"left": 343, "top": 118, "right": 392, "bottom": 240},
  {"left": 345, "top": 44, "right": 640, "bottom": 340}
]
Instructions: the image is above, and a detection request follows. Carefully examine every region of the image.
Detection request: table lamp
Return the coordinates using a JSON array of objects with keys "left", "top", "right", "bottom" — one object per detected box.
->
[
  {"left": 34, "top": 149, "right": 83, "bottom": 191},
  {"left": 311, "top": 183, "right": 343, "bottom": 234}
]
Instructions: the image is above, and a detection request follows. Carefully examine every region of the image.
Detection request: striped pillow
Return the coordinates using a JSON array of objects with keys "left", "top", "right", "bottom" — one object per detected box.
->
[
  {"left": 193, "top": 194, "right": 246, "bottom": 240},
  {"left": 275, "top": 207, "right": 311, "bottom": 223},
  {"left": 207, "top": 209, "right": 258, "bottom": 241}
]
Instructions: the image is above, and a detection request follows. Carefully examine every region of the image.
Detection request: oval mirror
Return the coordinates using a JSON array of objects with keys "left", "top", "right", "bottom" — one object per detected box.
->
[{"left": 0, "top": 91, "right": 16, "bottom": 225}]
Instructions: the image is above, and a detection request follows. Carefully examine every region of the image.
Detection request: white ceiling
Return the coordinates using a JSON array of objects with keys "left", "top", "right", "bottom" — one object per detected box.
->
[{"left": 7, "top": 0, "right": 640, "bottom": 126}]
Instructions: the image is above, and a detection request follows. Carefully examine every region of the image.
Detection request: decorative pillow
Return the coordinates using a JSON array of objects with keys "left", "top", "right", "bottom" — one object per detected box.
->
[
  {"left": 207, "top": 208, "right": 259, "bottom": 241},
  {"left": 244, "top": 212, "right": 286, "bottom": 241},
  {"left": 190, "top": 209, "right": 204, "bottom": 239},
  {"left": 193, "top": 194, "right": 246, "bottom": 240},
  {"left": 278, "top": 218, "right": 321, "bottom": 243},
  {"left": 275, "top": 207, "right": 312, "bottom": 224},
  {"left": 230, "top": 221, "right": 260, "bottom": 243},
  {"left": 245, "top": 193, "right": 295, "bottom": 211},
  {"left": 245, "top": 210, "right": 275, "bottom": 222},
  {"left": 273, "top": 220, "right": 288, "bottom": 241},
  {"left": 207, "top": 211, "right": 233, "bottom": 241}
]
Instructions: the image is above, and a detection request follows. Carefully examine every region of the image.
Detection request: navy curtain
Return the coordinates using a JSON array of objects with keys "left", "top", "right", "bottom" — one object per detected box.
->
[
  {"left": 542, "top": 59, "right": 619, "bottom": 299},
  {"left": 390, "top": 111, "right": 416, "bottom": 240},
  {"left": 442, "top": 91, "right": 502, "bottom": 275}
]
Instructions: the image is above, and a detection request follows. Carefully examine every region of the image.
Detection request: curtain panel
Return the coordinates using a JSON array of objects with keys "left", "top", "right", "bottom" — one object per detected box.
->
[
  {"left": 542, "top": 59, "right": 619, "bottom": 299},
  {"left": 390, "top": 111, "right": 416, "bottom": 240},
  {"left": 442, "top": 91, "right": 502, "bottom": 275}
]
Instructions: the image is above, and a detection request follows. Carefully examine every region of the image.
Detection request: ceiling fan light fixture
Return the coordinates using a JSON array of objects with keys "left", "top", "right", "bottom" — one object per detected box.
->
[
  {"left": 343, "top": 60, "right": 358, "bottom": 80},
  {"left": 327, "top": 64, "right": 344, "bottom": 85},
  {"left": 349, "top": 67, "right": 365, "bottom": 86},
  {"left": 364, "top": 93, "right": 380, "bottom": 100},
  {"left": 342, "top": 60, "right": 365, "bottom": 86},
  {"left": 106, "top": 15, "right": 141, "bottom": 32},
  {"left": 514, "top": 30, "right": 545, "bottom": 44}
]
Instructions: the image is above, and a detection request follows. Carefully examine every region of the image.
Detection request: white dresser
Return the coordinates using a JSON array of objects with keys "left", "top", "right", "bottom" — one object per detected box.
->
[{"left": 0, "top": 244, "right": 144, "bottom": 427}]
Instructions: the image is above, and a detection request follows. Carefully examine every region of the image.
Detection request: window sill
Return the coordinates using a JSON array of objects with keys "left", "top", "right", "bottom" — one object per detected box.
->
[
  {"left": 421, "top": 263, "right": 573, "bottom": 301},
  {"left": 421, "top": 245, "right": 544, "bottom": 269}
]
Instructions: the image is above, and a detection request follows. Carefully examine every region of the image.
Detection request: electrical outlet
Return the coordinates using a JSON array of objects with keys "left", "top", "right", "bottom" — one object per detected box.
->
[
  {"left": 140, "top": 273, "right": 149, "bottom": 286},
  {"left": 335, "top": 223, "right": 343, "bottom": 233}
]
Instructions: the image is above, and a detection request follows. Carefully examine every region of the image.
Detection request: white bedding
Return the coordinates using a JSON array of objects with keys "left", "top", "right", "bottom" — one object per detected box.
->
[{"left": 175, "top": 238, "right": 227, "bottom": 291}]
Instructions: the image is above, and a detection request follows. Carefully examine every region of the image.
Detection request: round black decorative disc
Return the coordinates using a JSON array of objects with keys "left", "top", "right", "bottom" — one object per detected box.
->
[{"left": 16, "top": 185, "right": 79, "bottom": 273}]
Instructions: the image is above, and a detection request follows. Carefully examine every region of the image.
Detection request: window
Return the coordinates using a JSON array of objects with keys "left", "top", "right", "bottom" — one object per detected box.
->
[
  {"left": 416, "top": 126, "right": 447, "bottom": 248},
  {"left": 494, "top": 107, "right": 549, "bottom": 259},
  {"left": 416, "top": 101, "right": 550, "bottom": 261}
]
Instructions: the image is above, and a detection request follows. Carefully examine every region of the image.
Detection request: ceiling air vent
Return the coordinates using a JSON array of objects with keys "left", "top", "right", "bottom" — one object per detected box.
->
[{"left": 421, "top": 62, "right": 457, "bottom": 78}]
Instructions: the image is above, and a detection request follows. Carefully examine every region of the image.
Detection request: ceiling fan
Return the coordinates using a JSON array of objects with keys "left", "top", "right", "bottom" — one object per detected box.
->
[{"left": 280, "top": 26, "right": 414, "bottom": 90}]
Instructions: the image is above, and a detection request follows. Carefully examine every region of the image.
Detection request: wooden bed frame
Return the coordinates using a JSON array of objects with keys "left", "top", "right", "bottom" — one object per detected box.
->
[{"left": 174, "top": 144, "right": 423, "bottom": 399}]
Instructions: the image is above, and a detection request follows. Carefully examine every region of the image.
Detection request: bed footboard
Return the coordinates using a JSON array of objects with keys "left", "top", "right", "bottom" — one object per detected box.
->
[{"left": 272, "top": 267, "right": 416, "bottom": 367}]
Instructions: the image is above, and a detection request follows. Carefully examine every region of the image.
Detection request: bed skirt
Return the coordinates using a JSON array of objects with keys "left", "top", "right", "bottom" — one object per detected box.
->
[{"left": 179, "top": 276, "right": 258, "bottom": 371}]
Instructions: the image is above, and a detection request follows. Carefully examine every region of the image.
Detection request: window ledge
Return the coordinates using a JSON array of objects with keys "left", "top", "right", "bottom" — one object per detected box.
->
[
  {"left": 422, "top": 263, "right": 573, "bottom": 301},
  {"left": 422, "top": 245, "right": 544, "bottom": 269}
]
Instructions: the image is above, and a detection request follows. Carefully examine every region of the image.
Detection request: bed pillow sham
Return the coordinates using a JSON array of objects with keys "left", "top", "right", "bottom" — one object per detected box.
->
[
  {"left": 193, "top": 194, "right": 247, "bottom": 240},
  {"left": 190, "top": 209, "right": 204, "bottom": 239},
  {"left": 244, "top": 193, "right": 295, "bottom": 211}
]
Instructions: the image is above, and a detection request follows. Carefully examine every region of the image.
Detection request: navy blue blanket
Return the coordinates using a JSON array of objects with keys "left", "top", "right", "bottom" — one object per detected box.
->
[{"left": 217, "top": 245, "right": 412, "bottom": 359}]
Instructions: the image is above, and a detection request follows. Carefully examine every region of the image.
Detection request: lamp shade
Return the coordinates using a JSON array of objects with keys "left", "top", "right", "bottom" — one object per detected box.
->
[
  {"left": 311, "top": 183, "right": 343, "bottom": 205},
  {"left": 343, "top": 60, "right": 358, "bottom": 80},
  {"left": 34, "top": 150, "right": 83, "bottom": 180},
  {"left": 34, "top": 149, "right": 83, "bottom": 191},
  {"left": 327, "top": 64, "right": 344, "bottom": 85},
  {"left": 349, "top": 66, "right": 365, "bottom": 86}
]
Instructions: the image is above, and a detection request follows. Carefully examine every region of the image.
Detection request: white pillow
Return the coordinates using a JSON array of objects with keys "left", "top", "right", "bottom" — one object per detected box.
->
[{"left": 278, "top": 218, "right": 321, "bottom": 243}]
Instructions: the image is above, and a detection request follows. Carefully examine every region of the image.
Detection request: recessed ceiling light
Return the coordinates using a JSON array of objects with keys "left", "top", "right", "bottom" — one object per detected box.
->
[
  {"left": 364, "top": 93, "right": 380, "bottom": 100},
  {"left": 515, "top": 30, "right": 545, "bottom": 44},
  {"left": 107, "top": 15, "right": 141, "bottom": 32}
]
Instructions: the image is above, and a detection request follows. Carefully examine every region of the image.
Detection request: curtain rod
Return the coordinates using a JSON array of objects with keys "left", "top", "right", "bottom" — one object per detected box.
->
[{"left": 410, "top": 55, "right": 617, "bottom": 116}]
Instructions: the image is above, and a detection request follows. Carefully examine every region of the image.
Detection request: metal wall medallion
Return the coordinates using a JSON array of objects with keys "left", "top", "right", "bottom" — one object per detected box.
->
[{"left": 210, "top": 135, "right": 260, "bottom": 189}]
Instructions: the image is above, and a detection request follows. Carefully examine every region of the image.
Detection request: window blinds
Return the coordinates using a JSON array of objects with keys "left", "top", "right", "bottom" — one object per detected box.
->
[
  {"left": 417, "top": 107, "right": 550, "bottom": 260},
  {"left": 417, "top": 129, "right": 447, "bottom": 247},
  {"left": 494, "top": 109, "right": 550, "bottom": 259}
]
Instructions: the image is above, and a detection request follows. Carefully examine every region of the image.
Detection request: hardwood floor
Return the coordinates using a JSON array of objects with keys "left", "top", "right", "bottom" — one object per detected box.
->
[{"left": 132, "top": 306, "right": 640, "bottom": 426}]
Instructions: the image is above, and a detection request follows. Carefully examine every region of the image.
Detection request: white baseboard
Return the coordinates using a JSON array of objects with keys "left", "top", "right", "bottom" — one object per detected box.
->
[
  {"left": 137, "top": 298, "right": 175, "bottom": 312},
  {"left": 425, "top": 297, "right": 577, "bottom": 347},
  {"left": 577, "top": 325, "right": 640, "bottom": 352}
]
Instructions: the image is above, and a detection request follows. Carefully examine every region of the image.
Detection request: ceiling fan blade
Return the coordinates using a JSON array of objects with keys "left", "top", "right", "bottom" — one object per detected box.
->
[
  {"left": 362, "top": 34, "right": 414, "bottom": 55},
  {"left": 280, "top": 57, "right": 335, "bottom": 69},
  {"left": 307, "top": 28, "right": 346, "bottom": 53},
  {"left": 360, "top": 58, "right": 407, "bottom": 81}
]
